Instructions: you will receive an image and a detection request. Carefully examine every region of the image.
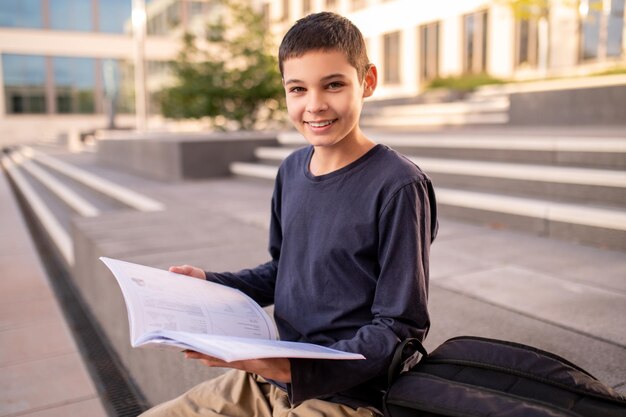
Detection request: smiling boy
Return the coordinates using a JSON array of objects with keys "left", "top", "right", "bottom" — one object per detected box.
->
[{"left": 140, "top": 12, "right": 437, "bottom": 417}]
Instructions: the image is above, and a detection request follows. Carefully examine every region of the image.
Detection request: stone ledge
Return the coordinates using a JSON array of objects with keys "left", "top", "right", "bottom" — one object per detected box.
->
[
  {"left": 96, "top": 131, "right": 279, "bottom": 181},
  {"left": 70, "top": 207, "right": 271, "bottom": 406},
  {"left": 509, "top": 84, "right": 626, "bottom": 126}
]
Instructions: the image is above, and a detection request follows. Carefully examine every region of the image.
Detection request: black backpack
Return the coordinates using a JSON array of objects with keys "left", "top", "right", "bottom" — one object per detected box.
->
[{"left": 384, "top": 336, "right": 626, "bottom": 417}]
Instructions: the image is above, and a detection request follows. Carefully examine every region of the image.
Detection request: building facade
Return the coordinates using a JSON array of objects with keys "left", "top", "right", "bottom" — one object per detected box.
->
[
  {"left": 0, "top": 0, "right": 222, "bottom": 143},
  {"left": 1, "top": 0, "right": 625, "bottom": 143},
  {"left": 264, "top": 0, "right": 626, "bottom": 101}
]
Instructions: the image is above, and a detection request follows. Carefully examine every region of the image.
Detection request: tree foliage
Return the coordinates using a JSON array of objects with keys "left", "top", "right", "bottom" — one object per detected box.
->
[{"left": 160, "top": 0, "right": 284, "bottom": 130}]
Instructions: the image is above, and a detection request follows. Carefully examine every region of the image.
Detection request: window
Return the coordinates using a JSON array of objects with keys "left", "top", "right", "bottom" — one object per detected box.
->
[
  {"left": 607, "top": 0, "right": 625, "bottom": 56},
  {"left": 101, "top": 59, "right": 135, "bottom": 114},
  {"left": 147, "top": 60, "right": 174, "bottom": 115},
  {"left": 98, "top": 0, "right": 132, "bottom": 33},
  {"left": 351, "top": 0, "right": 367, "bottom": 11},
  {"left": 2, "top": 54, "right": 47, "bottom": 114},
  {"left": 54, "top": 57, "right": 96, "bottom": 113},
  {"left": 325, "top": 0, "right": 338, "bottom": 10},
  {"left": 282, "top": 0, "right": 290, "bottom": 21},
  {"left": 383, "top": 31, "right": 402, "bottom": 84},
  {"left": 187, "top": 0, "right": 206, "bottom": 17},
  {"left": 165, "top": 1, "right": 181, "bottom": 28},
  {"left": 515, "top": 18, "right": 539, "bottom": 67},
  {"left": 262, "top": 3, "right": 271, "bottom": 29},
  {"left": 49, "top": 0, "right": 93, "bottom": 31},
  {"left": 303, "top": 0, "right": 312, "bottom": 15},
  {"left": 147, "top": 0, "right": 183, "bottom": 35},
  {"left": 419, "top": 21, "right": 440, "bottom": 82},
  {"left": 0, "top": 0, "right": 42, "bottom": 28},
  {"left": 463, "top": 10, "right": 488, "bottom": 74},
  {"left": 580, "top": 0, "right": 625, "bottom": 60}
]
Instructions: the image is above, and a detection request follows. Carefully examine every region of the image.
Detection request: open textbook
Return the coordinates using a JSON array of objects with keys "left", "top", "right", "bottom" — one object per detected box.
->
[{"left": 100, "top": 257, "right": 365, "bottom": 362}]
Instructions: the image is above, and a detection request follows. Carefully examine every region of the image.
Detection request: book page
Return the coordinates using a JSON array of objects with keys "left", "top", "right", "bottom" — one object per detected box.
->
[
  {"left": 137, "top": 332, "right": 366, "bottom": 362},
  {"left": 100, "top": 257, "right": 277, "bottom": 344}
]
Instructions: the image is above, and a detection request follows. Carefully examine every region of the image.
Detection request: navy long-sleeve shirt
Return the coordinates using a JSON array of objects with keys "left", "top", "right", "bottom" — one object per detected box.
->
[{"left": 205, "top": 144, "right": 438, "bottom": 410}]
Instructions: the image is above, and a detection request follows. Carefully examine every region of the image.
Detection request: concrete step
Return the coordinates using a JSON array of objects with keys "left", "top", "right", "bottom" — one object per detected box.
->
[
  {"left": 361, "top": 97, "right": 509, "bottom": 128},
  {"left": 253, "top": 146, "right": 626, "bottom": 206},
  {"left": 1, "top": 146, "right": 166, "bottom": 266},
  {"left": 278, "top": 132, "right": 626, "bottom": 170},
  {"left": 22, "top": 147, "right": 164, "bottom": 212},
  {"left": 1, "top": 152, "right": 75, "bottom": 265},
  {"left": 7, "top": 151, "right": 101, "bottom": 218},
  {"left": 229, "top": 161, "right": 626, "bottom": 250}
]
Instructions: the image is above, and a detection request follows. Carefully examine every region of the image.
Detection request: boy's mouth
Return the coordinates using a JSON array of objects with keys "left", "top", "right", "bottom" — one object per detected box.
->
[{"left": 305, "top": 119, "right": 337, "bottom": 128}]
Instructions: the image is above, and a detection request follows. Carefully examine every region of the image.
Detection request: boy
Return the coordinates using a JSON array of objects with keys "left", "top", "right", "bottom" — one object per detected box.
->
[{"left": 141, "top": 11, "right": 437, "bottom": 417}]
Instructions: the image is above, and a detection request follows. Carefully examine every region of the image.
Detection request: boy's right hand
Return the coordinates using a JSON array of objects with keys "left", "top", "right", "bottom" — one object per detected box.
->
[{"left": 169, "top": 265, "right": 206, "bottom": 280}]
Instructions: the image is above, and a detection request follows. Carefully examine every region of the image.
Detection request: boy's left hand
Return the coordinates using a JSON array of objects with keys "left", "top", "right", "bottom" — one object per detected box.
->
[{"left": 184, "top": 351, "right": 292, "bottom": 383}]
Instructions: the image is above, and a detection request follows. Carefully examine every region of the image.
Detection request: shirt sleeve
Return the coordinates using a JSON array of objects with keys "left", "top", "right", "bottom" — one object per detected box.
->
[
  {"left": 287, "top": 179, "right": 437, "bottom": 404},
  {"left": 204, "top": 177, "right": 284, "bottom": 307}
]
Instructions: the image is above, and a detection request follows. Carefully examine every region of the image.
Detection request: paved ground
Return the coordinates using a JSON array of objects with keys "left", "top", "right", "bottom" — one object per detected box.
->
[
  {"left": 1, "top": 140, "right": 625, "bottom": 415},
  {"left": 0, "top": 169, "right": 108, "bottom": 417}
]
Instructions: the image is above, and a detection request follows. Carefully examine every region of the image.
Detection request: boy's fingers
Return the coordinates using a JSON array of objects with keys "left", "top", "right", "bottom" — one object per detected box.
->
[
  {"left": 169, "top": 265, "right": 205, "bottom": 280},
  {"left": 184, "top": 351, "right": 224, "bottom": 364},
  {"left": 169, "top": 265, "right": 191, "bottom": 274}
]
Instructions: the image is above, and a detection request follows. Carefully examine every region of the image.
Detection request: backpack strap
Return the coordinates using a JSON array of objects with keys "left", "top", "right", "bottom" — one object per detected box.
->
[{"left": 387, "top": 338, "right": 428, "bottom": 386}]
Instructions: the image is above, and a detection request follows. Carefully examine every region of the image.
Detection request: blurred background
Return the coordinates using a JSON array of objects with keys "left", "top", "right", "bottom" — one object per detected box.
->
[{"left": 0, "top": 0, "right": 624, "bottom": 143}]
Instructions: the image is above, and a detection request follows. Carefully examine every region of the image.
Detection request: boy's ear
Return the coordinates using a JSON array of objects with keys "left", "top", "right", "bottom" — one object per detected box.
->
[{"left": 363, "top": 64, "right": 378, "bottom": 98}]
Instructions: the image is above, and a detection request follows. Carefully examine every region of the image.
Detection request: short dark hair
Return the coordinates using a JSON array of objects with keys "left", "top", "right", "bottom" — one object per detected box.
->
[{"left": 278, "top": 12, "right": 370, "bottom": 81}]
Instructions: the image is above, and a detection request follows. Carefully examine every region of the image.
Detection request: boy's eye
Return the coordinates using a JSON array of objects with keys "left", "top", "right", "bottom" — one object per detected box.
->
[
  {"left": 327, "top": 82, "right": 344, "bottom": 90},
  {"left": 289, "top": 86, "right": 305, "bottom": 93}
]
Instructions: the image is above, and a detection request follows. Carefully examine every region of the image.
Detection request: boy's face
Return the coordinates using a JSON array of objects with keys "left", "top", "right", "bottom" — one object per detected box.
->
[{"left": 282, "top": 50, "right": 376, "bottom": 149}]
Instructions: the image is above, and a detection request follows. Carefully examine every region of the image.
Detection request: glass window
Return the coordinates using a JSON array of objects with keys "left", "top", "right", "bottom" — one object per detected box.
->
[
  {"left": 101, "top": 59, "right": 134, "bottom": 114},
  {"left": 325, "top": 0, "right": 338, "bottom": 10},
  {"left": 303, "top": 0, "right": 312, "bottom": 15},
  {"left": 262, "top": 3, "right": 270, "bottom": 29},
  {"left": 147, "top": 0, "right": 182, "bottom": 35},
  {"left": 54, "top": 57, "right": 96, "bottom": 113},
  {"left": 463, "top": 10, "right": 488, "bottom": 73},
  {"left": 581, "top": 0, "right": 602, "bottom": 60},
  {"left": 165, "top": 1, "right": 181, "bottom": 28},
  {"left": 383, "top": 31, "right": 401, "bottom": 84},
  {"left": 351, "top": 0, "right": 367, "bottom": 11},
  {"left": 0, "top": 0, "right": 42, "bottom": 28},
  {"left": 147, "top": 60, "right": 172, "bottom": 115},
  {"left": 516, "top": 19, "right": 536, "bottom": 67},
  {"left": 419, "top": 21, "right": 439, "bottom": 82},
  {"left": 187, "top": 1, "right": 205, "bottom": 17},
  {"left": 580, "top": 0, "right": 624, "bottom": 60},
  {"left": 98, "top": 0, "right": 132, "bottom": 33},
  {"left": 49, "top": 0, "right": 93, "bottom": 31},
  {"left": 607, "top": 0, "right": 625, "bottom": 57},
  {"left": 2, "top": 54, "right": 47, "bottom": 114}
]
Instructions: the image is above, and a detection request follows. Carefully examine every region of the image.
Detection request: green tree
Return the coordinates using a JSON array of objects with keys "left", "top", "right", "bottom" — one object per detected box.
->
[{"left": 160, "top": 0, "right": 284, "bottom": 130}]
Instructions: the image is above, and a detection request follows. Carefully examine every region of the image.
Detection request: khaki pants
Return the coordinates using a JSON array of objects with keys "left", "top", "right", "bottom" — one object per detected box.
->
[{"left": 139, "top": 370, "right": 381, "bottom": 417}]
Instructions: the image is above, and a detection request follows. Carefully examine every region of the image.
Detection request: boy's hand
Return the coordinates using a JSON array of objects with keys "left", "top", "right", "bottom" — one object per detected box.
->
[
  {"left": 169, "top": 265, "right": 206, "bottom": 280},
  {"left": 184, "top": 351, "right": 292, "bottom": 383}
]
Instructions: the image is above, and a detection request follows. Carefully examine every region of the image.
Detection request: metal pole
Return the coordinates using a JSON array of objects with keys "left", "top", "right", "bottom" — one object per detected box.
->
[{"left": 132, "top": 0, "right": 147, "bottom": 132}]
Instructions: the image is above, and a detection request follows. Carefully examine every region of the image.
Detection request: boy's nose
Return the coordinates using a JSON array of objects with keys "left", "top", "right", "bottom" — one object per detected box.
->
[{"left": 305, "top": 93, "right": 328, "bottom": 113}]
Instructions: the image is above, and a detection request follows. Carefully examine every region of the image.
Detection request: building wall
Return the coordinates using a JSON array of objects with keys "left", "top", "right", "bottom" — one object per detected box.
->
[
  {"left": 2, "top": 0, "right": 625, "bottom": 143},
  {"left": 488, "top": 4, "right": 515, "bottom": 78},
  {"left": 264, "top": 0, "right": 626, "bottom": 101},
  {"left": 549, "top": 3, "right": 580, "bottom": 72},
  {"left": 0, "top": 0, "right": 190, "bottom": 143},
  {"left": 267, "top": 0, "right": 498, "bottom": 100},
  {"left": 0, "top": 28, "right": 177, "bottom": 60}
]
